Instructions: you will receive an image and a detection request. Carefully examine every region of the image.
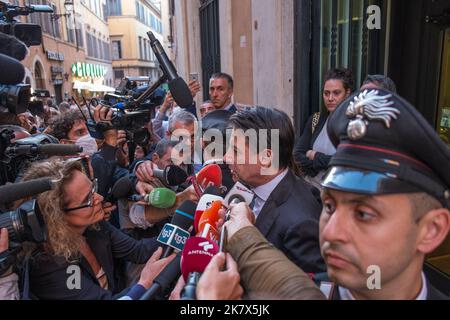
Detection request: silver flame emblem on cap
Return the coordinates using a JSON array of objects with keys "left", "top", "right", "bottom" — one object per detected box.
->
[{"left": 346, "top": 90, "right": 400, "bottom": 140}]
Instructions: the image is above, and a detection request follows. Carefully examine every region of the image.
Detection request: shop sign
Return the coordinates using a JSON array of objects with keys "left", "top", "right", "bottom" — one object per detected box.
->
[
  {"left": 46, "top": 50, "right": 65, "bottom": 61},
  {"left": 71, "top": 62, "right": 107, "bottom": 79}
]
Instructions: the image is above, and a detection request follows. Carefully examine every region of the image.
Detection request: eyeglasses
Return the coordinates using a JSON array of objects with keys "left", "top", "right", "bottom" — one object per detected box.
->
[{"left": 63, "top": 178, "right": 98, "bottom": 212}]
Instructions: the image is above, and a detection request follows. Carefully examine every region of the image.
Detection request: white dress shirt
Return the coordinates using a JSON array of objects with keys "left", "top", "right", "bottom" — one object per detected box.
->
[
  {"left": 338, "top": 272, "right": 428, "bottom": 300},
  {"left": 251, "top": 169, "right": 289, "bottom": 218}
]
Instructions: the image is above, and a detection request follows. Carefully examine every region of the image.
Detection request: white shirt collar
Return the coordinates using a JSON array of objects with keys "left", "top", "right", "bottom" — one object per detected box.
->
[
  {"left": 339, "top": 272, "right": 428, "bottom": 300},
  {"left": 252, "top": 169, "right": 289, "bottom": 203}
]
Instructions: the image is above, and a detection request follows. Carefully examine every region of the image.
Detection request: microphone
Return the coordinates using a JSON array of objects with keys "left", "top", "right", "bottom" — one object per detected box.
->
[
  {"left": 194, "top": 186, "right": 223, "bottom": 234},
  {"left": 153, "top": 165, "right": 188, "bottom": 187},
  {"left": 129, "top": 188, "right": 177, "bottom": 209},
  {"left": 147, "top": 31, "right": 193, "bottom": 108},
  {"left": 223, "top": 181, "right": 255, "bottom": 206},
  {"left": 0, "top": 34, "right": 28, "bottom": 62},
  {"left": 0, "top": 178, "right": 54, "bottom": 204},
  {"left": 139, "top": 253, "right": 182, "bottom": 300},
  {"left": 157, "top": 200, "right": 196, "bottom": 258},
  {"left": 180, "top": 237, "right": 219, "bottom": 300},
  {"left": 0, "top": 53, "right": 26, "bottom": 85},
  {"left": 6, "top": 144, "right": 83, "bottom": 157},
  {"left": 111, "top": 176, "right": 133, "bottom": 199},
  {"left": 197, "top": 200, "right": 223, "bottom": 243},
  {"left": 192, "top": 164, "right": 223, "bottom": 197}
]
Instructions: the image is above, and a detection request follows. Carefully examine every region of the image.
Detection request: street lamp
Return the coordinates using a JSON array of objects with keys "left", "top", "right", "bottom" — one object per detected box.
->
[{"left": 52, "top": 1, "right": 74, "bottom": 20}]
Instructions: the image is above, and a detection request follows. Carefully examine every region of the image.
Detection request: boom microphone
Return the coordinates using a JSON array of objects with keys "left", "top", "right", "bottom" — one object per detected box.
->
[
  {"left": 0, "top": 178, "right": 54, "bottom": 204},
  {"left": 0, "top": 53, "right": 26, "bottom": 85},
  {"left": 180, "top": 237, "right": 219, "bottom": 300},
  {"left": 6, "top": 144, "right": 83, "bottom": 157},
  {"left": 147, "top": 31, "right": 193, "bottom": 108}
]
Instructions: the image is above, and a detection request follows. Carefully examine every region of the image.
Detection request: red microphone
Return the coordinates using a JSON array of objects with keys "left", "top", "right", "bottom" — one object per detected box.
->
[
  {"left": 197, "top": 200, "right": 222, "bottom": 243},
  {"left": 192, "top": 164, "right": 222, "bottom": 197},
  {"left": 180, "top": 237, "right": 219, "bottom": 300}
]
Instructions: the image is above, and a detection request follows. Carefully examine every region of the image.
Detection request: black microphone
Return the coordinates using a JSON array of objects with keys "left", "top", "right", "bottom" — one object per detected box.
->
[
  {"left": 6, "top": 144, "right": 83, "bottom": 157},
  {"left": 153, "top": 165, "right": 188, "bottom": 187},
  {"left": 111, "top": 176, "right": 133, "bottom": 199},
  {"left": 0, "top": 178, "right": 54, "bottom": 204},
  {"left": 147, "top": 31, "right": 193, "bottom": 108},
  {"left": 0, "top": 53, "right": 26, "bottom": 85},
  {"left": 159, "top": 200, "right": 196, "bottom": 258},
  {"left": 0, "top": 34, "right": 28, "bottom": 62},
  {"left": 139, "top": 253, "right": 181, "bottom": 300}
]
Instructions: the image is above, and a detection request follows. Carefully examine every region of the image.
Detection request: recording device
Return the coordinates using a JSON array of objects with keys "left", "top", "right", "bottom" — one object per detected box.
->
[
  {"left": 153, "top": 164, "right": 189, "bottom": 187},
  {"left": 223, "top": 181, "right": 254, "bottom": 206},
  {"left": 0, "top": 177, "right": 53, "bottom": 205},
  {"left": 0, "top": 0, "right": 53, "bottom": 47},
  {"left": 197, "top": 200, "right": 222, "bottom": 243},
  {"left": 0, "top": 199, "right": 46, "bottom": 243},
  {"left": 192, "top": 164, "right": 223, "bottom": 197},
  {"left": 0, "top": 53, "right": 25, "bottom": 86},
  {"left": 129, "top": 188, "right": 177, "bottom": 209},
  {"left": 147, "top": 31, "right": 193, "bottom": 109},
  {"left": 157, "top": 200, "right": 196, "bottom": 259},
  {"left": 194, "top": 186, "right": 223, "bottom": 234},
  {"left": 180, "top": 237, "right": 219, "bottom": 300}
]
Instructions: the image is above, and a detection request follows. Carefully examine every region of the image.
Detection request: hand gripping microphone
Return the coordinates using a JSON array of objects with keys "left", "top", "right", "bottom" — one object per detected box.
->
[
  {"left": 180, "top": 237, "right": 219, "bottom": 300},
  {"left": 147, "top": 31, "right": 193, "bottom": 108},
  {"left": 194, "top": 185, "right": 223, "bottom": 234},
  {"left": 192, "top": 164, "right": 223, "bottom": 197},
  {"left": 157, "top": 200, "right": 196, "bottom": 258},
  {"left": 197, "top": 200, "right": 223, "bottom": 243},
  {"left": 129, "top": 188, "right": 177, "bottom": 209}
]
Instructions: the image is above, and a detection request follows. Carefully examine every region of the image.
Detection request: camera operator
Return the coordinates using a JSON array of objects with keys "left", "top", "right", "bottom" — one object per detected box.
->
[{"left": 0, "top": 228, "right": 20, "bottom": 300}]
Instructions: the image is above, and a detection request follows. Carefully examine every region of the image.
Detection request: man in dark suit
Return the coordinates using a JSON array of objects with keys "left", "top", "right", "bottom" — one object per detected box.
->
[
  {"left": 209, "top": 73, "right": 237, "bottom": 114},
  {"left": 224, "top": 106, "right": 326, "bottom": 274}
]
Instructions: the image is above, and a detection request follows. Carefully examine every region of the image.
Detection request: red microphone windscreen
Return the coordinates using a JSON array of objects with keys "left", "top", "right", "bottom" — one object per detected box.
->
[
  {"left": 181, "top": 237, "right": 219, "bottom": 281},
  {"left": 196, "top": 164, "right": 222, "bottom": 190}
]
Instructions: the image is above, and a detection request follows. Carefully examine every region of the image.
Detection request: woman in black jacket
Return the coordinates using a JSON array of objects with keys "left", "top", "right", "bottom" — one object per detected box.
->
[
  {"left": 21, "top": 159, "right": 174, "bottom": 300},
  {"left": 294, "top": 68, "right": 354, "bottom": 189}
]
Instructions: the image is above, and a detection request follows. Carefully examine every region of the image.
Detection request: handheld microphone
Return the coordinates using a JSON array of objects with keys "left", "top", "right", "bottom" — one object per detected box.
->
[
  {"left": 194, "top": 185, "right": 223, "bottom": 234},
  {"left": 111, "top": 176, "right": 133, "bottom": 199},
  {"left": 6, "top": 144, "right": 83, "bottom": 158},
  {"left": 192, "top": 164, "right": 223, "bottom": 197},
  {"left": 139, "top": 253, "right": 182, "bottom": 300},
  {"left": 0, "top": 178, "right": 54, "bottom": 204},
  {"left": 147, "top": 31, "right": 193, "bottom": 108},
  {"left": 197, "top": 200, "right": 223, "bottom": 243},
  {"left": 223, "top": 181, "right": 254, "bottom": 206},
  {"left": 157, "top": 200, "right": 196, "bottom": 258},
  {"left": 0, "top": 53, "right": 26, "bottom": 84},
  {"left": 129, "top": 188, "right": 177, "bottom": 209},
  {"left": 153, "top": 165, "right": 188, "bottom": 187},
  {"left": 180, "top": 237, "right": 219, "bottom": 300}
]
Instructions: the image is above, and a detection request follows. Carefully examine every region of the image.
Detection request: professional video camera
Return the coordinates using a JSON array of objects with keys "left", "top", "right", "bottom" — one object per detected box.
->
[
  {"left": 0, "top": 127, "right": 81, "bottom": 184},
  {"left": 0, "top": 0, "right": 53, "bottom": 47}
]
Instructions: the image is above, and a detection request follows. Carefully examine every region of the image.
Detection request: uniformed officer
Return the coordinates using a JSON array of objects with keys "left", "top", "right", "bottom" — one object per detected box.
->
[{"left": 220, "top": 89, "right": 450, "bottom": 300}]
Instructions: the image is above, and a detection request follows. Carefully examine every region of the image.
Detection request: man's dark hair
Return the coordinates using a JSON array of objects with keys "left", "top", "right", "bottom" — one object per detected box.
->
[
  {"left": 153, "top": 139, "right": 178, "bottom": 159},
  {"left": 210, "top": 73, "right": 234, "bottom": 90},
  {"left": 49, "top": 110, "right": 85, "bottom": 140},
  {"left": 363, "top": 74, "right": 397, "bottom": 93},
  {"left": 323, "top": 68, "right": 355, "bottom": 92},
  {"left": 229, "top": 106, "right": 297, "bottom": 173}
]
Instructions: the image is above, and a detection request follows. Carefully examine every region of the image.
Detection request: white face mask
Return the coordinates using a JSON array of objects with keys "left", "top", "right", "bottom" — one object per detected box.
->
[{"left": 75, "top": 134, "right": 98, "bottom": 156}]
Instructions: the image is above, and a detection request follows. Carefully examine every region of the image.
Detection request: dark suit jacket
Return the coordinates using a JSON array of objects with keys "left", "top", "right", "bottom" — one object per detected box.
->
[
  {"left": 293, "top": 113, "right": 332, "bottom": 177},
  {"left": 254, "top": 170, "right": 326, "bottom": 274},
  {"left": 227, "top": 104, "right": 238, "bottom": 114},
  {"left": 29, "top": 221, "right": 159, "bottom": 300}
]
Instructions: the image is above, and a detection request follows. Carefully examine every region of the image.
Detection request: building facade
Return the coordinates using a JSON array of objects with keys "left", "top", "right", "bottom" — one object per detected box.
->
[
  {"left": 19, "top": 0, "right": 114, "bottom": 104},
  {"left": 106, "top": 0, "right": 163, "bottom": 87}
]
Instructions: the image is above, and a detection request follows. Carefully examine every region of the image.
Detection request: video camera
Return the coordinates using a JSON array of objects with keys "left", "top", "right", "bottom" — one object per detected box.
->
[{"left": 0, "top": 0, "right": 53, "bottom": 47}]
